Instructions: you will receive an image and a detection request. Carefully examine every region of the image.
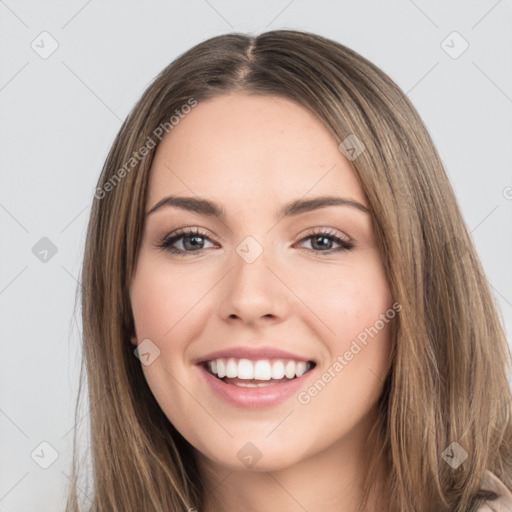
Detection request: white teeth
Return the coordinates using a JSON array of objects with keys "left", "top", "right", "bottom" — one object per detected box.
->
[
  {"left": 271, "top": 360, "right": 285, "bottom": 379},
  {"left": 254, "top": 360, "right": 272, "bottom": 380},
  {"left": 216, "top": 359, "right": 226, "bottom": 378},
  {"left": 296, "top": 362, "right": 307, "bottom": 377},
  {"left": 206, "top": 358, "right": 313, "bottom": 381},
  {"left": 237, "top": 359, "right": 254, "bottom": 379},
  {"left": 225, "top": 358, "right": 238, "bottom": 378},
  {"left": 285, "top": 360, "right": 296, "bottom": 379}
]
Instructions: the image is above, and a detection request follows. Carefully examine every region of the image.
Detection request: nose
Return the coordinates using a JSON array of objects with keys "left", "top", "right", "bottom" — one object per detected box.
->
[{"left": 218, "top": 242, "right": 291, "bottom": 326}]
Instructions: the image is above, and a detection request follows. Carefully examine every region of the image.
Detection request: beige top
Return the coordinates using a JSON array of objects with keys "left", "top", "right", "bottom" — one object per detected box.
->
[{"left": 477, "top": 470, "right": 512, "bottom": 512}]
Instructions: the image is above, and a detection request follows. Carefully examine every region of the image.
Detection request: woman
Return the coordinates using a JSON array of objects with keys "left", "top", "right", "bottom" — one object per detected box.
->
[{"left": 67, "top": 30, "right": 512, "bottom": 511}]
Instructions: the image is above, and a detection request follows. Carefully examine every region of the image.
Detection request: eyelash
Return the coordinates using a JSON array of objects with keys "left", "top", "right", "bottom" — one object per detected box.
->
[{"left": 155, "top": 227, "right": 354, "bottom": 256}]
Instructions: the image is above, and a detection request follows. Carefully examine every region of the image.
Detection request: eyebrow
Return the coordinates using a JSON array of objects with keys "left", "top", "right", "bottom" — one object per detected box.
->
[{"left": 146, "top": 195, "right": 370, "bottom": 220}]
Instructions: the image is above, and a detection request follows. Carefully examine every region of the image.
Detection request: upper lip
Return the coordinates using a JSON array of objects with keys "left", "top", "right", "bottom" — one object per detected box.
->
[{"left": 195, "top": 346, "right": 315, "bottom": 365}]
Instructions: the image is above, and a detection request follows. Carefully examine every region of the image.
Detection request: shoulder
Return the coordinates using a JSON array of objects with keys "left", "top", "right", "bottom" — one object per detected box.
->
[{"left": 476, "top": 470, "right": 512, "bottom": 512}]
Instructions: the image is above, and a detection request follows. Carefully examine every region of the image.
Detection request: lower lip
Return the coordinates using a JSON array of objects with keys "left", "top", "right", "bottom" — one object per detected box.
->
[{"left": 198, "top": 364, "right": 314, "bottom": 409}]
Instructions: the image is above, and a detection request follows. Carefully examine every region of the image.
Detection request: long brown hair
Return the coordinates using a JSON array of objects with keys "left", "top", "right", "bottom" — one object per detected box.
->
[{"left": 66, "top": 29, "right": 512, "bottom": 512}]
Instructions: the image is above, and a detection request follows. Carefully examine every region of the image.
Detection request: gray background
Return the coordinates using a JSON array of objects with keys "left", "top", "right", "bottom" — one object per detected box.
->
[{"left": 1, "top": 1, "right": 511, "bottom": 510}]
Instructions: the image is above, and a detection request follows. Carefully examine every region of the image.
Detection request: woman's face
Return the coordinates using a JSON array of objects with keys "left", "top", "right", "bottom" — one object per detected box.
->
[{"left": 129, "top": 93, "right": 394, "bottom": 472}]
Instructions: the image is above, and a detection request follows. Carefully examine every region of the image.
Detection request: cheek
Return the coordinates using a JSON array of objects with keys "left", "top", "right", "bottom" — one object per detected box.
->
[
  {"left": 130, "top": 259, "right": 211, "bottom": 345},
  {"left": 290, "top": 256, "right": 392, "bottom": 346},
  {"left": 129, "top": 260, "right": 209, "bottom": 423},
  {"left": 294, "top": 269, "right": 393, "bottom": 441},
  {"left": 291, "top": 255, "right": 393, "bottom": 404}
]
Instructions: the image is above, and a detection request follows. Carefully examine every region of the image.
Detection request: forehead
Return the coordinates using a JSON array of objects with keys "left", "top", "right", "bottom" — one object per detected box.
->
[{"left": 146, "top": 93, "right": 366, "bottom": 209}]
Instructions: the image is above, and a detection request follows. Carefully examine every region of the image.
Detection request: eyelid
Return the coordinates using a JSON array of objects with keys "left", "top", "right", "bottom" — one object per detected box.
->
[
  {"left": 153, "top": 227, "right": 217, "bottom": 252},
  {"left": 156, "top": 226, "right": 352, "bottom": 246},
  {"left": 295, "top": 226, "right": 352, "bottom": 244},
  {"left": 154, "top": 225, "right": 356, "bottom": 256},
  {"left": 294, "top": 228, "right": 355, "bottom": 254}
]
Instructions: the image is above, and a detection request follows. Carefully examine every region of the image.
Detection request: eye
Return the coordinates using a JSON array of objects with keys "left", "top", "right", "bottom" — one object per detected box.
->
[
  {"left": 155, "top": 227, "right": 354, "bottom": 256},
  {"left": 155, "top": 228, "right": 216, "bottom": 256},
  {"left": 296, "top": 228, "right": 354, "bottom": 254}
]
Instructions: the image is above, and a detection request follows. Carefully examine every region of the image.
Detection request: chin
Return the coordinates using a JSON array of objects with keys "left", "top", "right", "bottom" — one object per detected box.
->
[{"left": 190, "top": 432, "right": 313, "bottom": 473}]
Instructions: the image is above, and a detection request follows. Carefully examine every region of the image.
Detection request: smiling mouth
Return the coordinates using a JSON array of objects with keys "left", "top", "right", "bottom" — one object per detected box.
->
[{"left": 202, "top": 357, "right": 316, "bottom": 387}]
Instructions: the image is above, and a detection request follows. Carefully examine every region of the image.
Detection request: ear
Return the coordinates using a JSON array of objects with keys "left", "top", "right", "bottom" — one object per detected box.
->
[{"left": 130, "top": 335, "right": 138, "bottom": 347}]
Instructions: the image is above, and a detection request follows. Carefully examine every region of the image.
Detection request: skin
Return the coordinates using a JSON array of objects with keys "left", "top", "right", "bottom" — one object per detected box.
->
[{"left": 129, "top": 93, "right": 394, "bottom": 512}]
